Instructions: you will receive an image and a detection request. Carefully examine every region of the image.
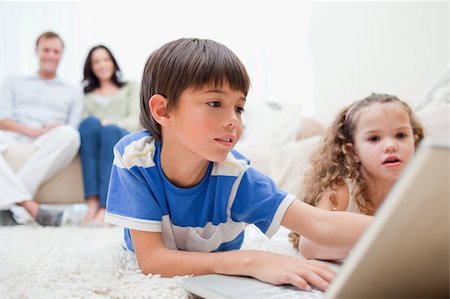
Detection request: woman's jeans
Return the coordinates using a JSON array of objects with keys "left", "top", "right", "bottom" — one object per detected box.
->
[{"left": 79, "top": 116, "right": 128, "bottom": 208}]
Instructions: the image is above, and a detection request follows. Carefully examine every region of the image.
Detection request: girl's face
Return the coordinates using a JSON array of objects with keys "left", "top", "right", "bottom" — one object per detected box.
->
[
  {"left": 352, "top": 102, "right": 415, "bottom": 184},
  {"left": 91, "top": 48, "right": 115, "bottom": 82}
]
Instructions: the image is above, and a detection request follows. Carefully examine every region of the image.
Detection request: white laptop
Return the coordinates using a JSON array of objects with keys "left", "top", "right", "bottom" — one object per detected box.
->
[{"left": 182, "top": 139, "right": 450, "bottom": 299}]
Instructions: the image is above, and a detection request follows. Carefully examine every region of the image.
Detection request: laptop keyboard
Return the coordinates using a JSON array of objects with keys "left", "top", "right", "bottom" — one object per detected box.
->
[{"left": 255, "top": 285, "right": 324, "bottom": 298}]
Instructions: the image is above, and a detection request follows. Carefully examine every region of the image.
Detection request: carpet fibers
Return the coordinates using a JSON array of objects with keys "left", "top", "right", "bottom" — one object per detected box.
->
[{"left": 0, "top": 225, "right": 296, "bottom": 299}]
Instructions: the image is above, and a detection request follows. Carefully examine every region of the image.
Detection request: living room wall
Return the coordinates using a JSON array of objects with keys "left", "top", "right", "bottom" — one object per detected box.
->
[
  {"left": 0, "top": 1, "right": 314, "bottom": 114},
  {"left": 0, "top": 1, "right": 448, "bottom": 124},
  {"left": 310, "top": 1, "right": 448, "bottom": 123}
]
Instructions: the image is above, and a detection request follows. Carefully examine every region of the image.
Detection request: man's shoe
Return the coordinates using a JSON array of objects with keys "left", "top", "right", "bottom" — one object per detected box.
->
[
  {"left": 0, "top": 209, "right": 19, "bottom": 226},
  {"left": 36, "top": 208, "right": 67, "bottom": 227}
]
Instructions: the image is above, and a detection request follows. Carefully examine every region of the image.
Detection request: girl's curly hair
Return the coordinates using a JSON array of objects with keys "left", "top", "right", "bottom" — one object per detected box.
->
[{"left": 289, "top": 93, "right": 425, "bottom": 249}]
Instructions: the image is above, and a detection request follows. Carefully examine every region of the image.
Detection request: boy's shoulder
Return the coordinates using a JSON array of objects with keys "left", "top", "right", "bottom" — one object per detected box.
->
[
  {"left": 213, "top": 150, "right": 250, "bottom": 178},
  {"left": 113, "top": 134, "right": 253, "bottom": 176},
  {"left": 114, "top": 130, "right": 157, "bottom": 167}
]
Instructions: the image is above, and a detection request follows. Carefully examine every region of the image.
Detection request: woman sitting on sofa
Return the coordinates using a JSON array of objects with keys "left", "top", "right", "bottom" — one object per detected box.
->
[{"left": 79, "top": 45, "right": 140, "bottom": 225}]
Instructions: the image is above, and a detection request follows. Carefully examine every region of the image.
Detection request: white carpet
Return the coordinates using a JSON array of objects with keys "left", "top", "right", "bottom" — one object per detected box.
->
[{"left": 0, "top": 224, "right": 297, "bottom": 299}]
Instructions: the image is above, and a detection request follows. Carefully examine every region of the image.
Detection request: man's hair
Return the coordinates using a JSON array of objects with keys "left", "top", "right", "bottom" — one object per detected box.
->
[
  {"left": 140, "top": 38, "right": 250, "bottom": 140},
  {"left": 35, "top": 31, "right": 64, "bottom": 49}
]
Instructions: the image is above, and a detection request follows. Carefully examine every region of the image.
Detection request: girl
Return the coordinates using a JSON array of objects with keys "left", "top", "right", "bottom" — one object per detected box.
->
[
  {"left": 79, "top": 45, "right": 140, "bottom": 225},
  {"left": 289, "top": 93, "right": 425, "bottom": 260}
]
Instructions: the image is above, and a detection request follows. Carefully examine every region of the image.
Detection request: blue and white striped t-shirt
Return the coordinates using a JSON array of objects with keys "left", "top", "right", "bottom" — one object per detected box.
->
[{"left": 105, "top": 130, "right": 295, "bottom": 252}]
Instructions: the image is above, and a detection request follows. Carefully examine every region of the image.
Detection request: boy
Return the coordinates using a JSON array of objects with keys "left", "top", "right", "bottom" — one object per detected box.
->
[{"left": 105, "top": 38, "right": 372, "bottom": 291}]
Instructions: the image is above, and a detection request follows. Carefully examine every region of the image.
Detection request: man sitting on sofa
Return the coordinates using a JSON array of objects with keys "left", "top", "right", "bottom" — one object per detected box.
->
[{"left": 0, "top": 31, "right": 82, "bottom": 226}]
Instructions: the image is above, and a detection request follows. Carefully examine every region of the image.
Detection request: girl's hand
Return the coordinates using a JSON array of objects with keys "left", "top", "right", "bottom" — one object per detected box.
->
[{"left": 248, "top": 251, "right": 336, "bottom": 291}]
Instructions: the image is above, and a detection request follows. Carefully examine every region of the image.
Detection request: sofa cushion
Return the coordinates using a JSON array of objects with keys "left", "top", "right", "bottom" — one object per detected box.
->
[
  {"left": 3, "top": 145, "right": 84, "bottom": 204},
  {"left": 414, "top": 66, "right": 449, "bottom": 144},
  {"left": 416, "top": 102, "right": 449, "bottom": 143},
  {"left": 236, "top": 135, "right": 321, "bottom": 195}
]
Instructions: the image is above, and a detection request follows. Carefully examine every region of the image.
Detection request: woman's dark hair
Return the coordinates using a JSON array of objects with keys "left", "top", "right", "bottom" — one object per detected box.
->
[
  {"left": 82, "top": 45, "right": 125, "bottom": 94},
  {"left": 140, "top": 38, "right": 251, "bottom": 140}
]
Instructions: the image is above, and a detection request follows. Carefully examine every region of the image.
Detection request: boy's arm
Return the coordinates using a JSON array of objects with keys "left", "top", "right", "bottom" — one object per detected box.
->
[
  {"left": 282, "top": 200, "right": 372, "bottom": 250},
  {"left": 130, "top": 229, "right": 335, "bottom": 291},
  {"left": 298, "top": 238, "right": 349, "bottom": 260},
  {"left": 298, "top": 186, "right": 354, "bottom": 260}
]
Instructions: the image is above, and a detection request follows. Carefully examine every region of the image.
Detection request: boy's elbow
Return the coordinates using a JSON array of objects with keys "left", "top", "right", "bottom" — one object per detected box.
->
[
  {"left": 137, "top": 258, "right": 174, "bottom": 277},
  {"left": 299, "top": 237, "right": 349, "bottom": 261},
  {"left": 135, "top": 250, "right": 171, "bottom": 276},
  {"left": 298, "top": 237, "right": 319, "bottom": 260},
  {"left": 136, "top": 257, "right": 157, "bottom": 275},
  {"left": 138, "top": 265, "right": 152, "bottom": 276}
]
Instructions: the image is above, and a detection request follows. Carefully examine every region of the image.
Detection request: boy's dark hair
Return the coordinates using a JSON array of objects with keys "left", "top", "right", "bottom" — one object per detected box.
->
[
  {"left": 35, "top": 31, "right": 64, "bottom": 49},
  {"left": 140, "top": 38, "right": 251, "bottom": 140},
  {"left": 82, "top": 45, "right": 125, "bottom": 94}
]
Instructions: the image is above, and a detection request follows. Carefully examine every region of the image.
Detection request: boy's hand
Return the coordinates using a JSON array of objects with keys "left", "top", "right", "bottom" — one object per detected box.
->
[
  {"left": 248, "top": 251, "right": 335, "bottom": 291},
  {"left": 130, "top": 230, "right": 335, "bottom": 291}
]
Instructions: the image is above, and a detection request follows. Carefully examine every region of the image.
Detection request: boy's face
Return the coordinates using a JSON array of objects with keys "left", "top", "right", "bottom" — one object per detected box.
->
[{"left": 165, "top": 82, "right": 246, "bottom": 163}]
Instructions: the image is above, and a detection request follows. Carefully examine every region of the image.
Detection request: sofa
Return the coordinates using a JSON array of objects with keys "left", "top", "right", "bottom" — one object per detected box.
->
[{"left": 3, "top": 67, "right": 449, "bottom": 205}]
